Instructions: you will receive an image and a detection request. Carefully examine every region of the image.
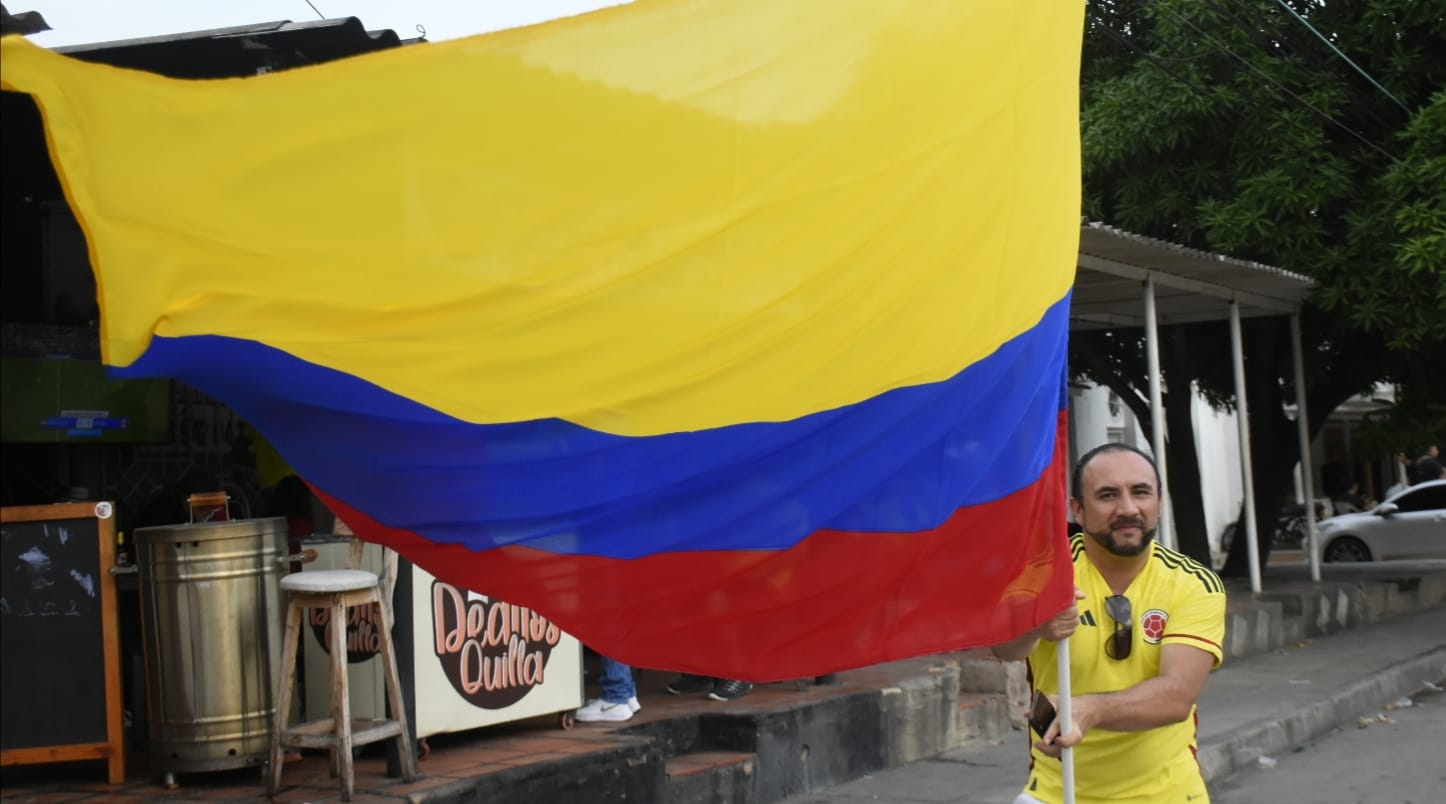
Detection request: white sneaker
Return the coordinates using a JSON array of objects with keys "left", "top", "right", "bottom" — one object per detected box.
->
[{"left": 575, "top": 697, "right": 640, "bottom": 722}]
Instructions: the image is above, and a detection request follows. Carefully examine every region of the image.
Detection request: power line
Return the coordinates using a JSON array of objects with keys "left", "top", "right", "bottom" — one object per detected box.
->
[
  {"left": 1272, "top": 0, "right": 1409, "bottom": 113},
  {"left": 1090, "top": 13, "right": 1215, "bottom": 64},
  {"left": 1156, "top": 3, "right": 1400, "bottom": 164},
  {"left": 1209, "top": 0, "right": 1403, "bottom": 140},
  {"left": 1087, "top": 15, "right": 1238, "bottom": 118}
]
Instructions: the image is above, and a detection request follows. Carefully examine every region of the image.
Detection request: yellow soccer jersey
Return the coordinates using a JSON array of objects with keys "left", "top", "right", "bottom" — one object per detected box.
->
[{"left": 1022, "top": 534, "right": 1226, "bottom": 804}]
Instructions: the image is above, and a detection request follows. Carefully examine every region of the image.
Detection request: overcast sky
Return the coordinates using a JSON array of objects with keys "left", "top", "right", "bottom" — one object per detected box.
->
[{"left": 17, "top": 0, "right": 627, "bottom": 47}]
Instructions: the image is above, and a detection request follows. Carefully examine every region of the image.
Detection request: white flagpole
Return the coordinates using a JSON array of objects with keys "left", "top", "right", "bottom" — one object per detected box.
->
[{"left": 1057, "top": 637, "right": 1076, "bottom": 804}]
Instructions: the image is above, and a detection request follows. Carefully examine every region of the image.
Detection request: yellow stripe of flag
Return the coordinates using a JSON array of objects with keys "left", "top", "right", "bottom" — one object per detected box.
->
[{"left": 0, "top": 0, "right": 1081, "bottom": 437}]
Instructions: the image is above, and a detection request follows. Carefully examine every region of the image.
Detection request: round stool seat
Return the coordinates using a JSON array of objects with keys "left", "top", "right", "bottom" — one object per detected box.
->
[
  {"left": 270, "top": 558, "right": 417, "bottom": 801},
  {"left": 281, "top": 569, "right": 379, "bottom": 594}
]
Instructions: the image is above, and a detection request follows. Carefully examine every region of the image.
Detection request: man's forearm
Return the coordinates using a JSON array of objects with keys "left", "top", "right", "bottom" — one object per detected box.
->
[
  {"left": 1076, "top": 673, "right": 1196, "bottom": 732},
  {"left": 990, "top": 631, "right": 1041, "bottom": 663}
]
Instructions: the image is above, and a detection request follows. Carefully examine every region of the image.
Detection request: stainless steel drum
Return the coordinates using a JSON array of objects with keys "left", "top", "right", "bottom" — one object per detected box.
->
[{"left": 135, "top": 517, "right": 287, "bottom": 773}]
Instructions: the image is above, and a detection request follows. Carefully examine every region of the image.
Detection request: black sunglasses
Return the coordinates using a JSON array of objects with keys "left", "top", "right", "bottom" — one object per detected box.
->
[{"left": 1104, "top": 594, "right": 1133, "bottom": 660}]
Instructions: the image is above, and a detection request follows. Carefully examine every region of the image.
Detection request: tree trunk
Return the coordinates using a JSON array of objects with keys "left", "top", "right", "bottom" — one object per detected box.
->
[
  {"left": 1218, "top": 315, "right": 1393, "bottom": 577},
  {"left": 1162, "top": 328, "right": 1211, "bottom": 566},
  {"left": 1222, "top": 320, "right": 1278, "bottom": 575}
]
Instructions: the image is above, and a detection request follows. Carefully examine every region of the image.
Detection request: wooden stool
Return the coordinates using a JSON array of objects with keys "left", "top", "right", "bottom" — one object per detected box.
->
[{"left": 267, "top": 569, "right": 418, "bottom": 801}]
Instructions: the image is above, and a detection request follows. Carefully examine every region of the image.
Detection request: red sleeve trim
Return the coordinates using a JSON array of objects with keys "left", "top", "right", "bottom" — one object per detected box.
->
[{"left": 1162, "top": 633, "right": 1222, "bottom": 651}]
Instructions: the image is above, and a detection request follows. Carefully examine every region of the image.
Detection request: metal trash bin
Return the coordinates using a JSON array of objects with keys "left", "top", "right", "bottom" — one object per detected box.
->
[{"left": 135, "top": 517, "right": 287, "bottom": 774}]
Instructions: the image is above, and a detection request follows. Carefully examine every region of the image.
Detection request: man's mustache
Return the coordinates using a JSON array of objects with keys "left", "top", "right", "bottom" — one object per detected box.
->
[{"left": 1110, "top": 517, "right": 1146, "bottom": 531}]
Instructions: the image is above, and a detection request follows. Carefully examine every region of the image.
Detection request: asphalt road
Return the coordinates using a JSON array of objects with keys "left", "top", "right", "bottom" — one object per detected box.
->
[{"left": 1210, "top": 680, "right": 1446, "bottom": 804}]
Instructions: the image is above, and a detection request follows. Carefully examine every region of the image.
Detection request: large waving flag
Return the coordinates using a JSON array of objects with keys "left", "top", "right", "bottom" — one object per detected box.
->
[{"left": 1, "top": 0, "right": 1083, "bottom": 681}]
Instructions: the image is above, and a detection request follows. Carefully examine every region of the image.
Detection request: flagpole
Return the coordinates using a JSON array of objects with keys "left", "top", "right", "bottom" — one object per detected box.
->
[{"left": 1057, "top": 638, "right": 1075, "bottom": 804}]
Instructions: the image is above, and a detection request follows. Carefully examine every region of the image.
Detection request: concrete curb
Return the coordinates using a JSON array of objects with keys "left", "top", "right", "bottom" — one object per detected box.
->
[{"left": 1197, "top": 644, "right": 1446, "bottom": 783}]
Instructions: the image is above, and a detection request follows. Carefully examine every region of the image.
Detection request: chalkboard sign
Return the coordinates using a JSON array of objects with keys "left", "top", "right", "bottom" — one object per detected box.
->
[{"left": 0, "top": 502, "right": 125, "bottom": 783}]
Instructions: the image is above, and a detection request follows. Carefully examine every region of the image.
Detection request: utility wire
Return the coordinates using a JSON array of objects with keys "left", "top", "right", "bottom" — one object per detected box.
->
[
  {"left": 1175, "top": 3, "right": 1400, "bottom": 159},
  {"left": 1089, "top": 6, "right": 1404, "bottom": 188},
  {"left": 1156, "top": 4, "right": 1400, "bottom": 164},
  {"left": 1272, "top": 0, "right": 1410, "bottom": 113},
  {"left": 1087, "top": 11, "right": 1272, "bottom": 199},
  {"left": 1088, "top": 15, "right": 1241, "bottom": 120},
  {"left": 1211, "top": 0, "right": 1402, "bottom": 139},
  {"left": 1090, "top": 14, "right": 1215, "bottom": 64}
]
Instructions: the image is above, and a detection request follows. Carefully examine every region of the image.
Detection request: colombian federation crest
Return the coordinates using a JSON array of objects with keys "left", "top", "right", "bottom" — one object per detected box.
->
[{"left": 1141, "top": 609, "right": 1168, "bottom": 644}]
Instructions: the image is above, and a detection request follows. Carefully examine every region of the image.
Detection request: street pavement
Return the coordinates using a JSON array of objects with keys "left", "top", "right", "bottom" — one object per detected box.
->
[
  {"left": 780, "top": 605, "right": 1446, "bottom": 804},
  {"left": 1211, "top": 682, "right": 1446, "bottom": 803}
]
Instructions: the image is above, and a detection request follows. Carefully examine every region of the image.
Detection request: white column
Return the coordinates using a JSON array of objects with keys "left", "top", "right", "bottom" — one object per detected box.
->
[
  {"left": 1143, "top": 276, "right": 1173, "bottom": 549},
  {"left": 1291, "top": 314, "right": 1321, "bottom": 582},
  {"left": 1230, "top": 301, "right": 1261, "bottom": 594}
]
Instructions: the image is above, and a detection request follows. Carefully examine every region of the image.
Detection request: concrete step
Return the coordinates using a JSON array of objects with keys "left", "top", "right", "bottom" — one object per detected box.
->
[
  {"left": 666, "top": 750, "right": 758, "bottom": 804},
  {"left": 957, "top": 692, "right": 1011, "bottom": 744},
  {"left": 413, "top": 733, "right": 664, "bottom": 804},
  {"left": 954, "top": 648, "right": 1028, "bottom": 737},
  {"left": 623, "top": 665, "right": 964, "bottom": 802},
  {"left": 1223, "top": 571, "right": 1446, "bottom": 663}
]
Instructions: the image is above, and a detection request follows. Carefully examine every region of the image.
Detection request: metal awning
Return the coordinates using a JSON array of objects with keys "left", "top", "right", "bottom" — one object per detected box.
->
[
  {"left": 1066, "top": 219, "right": 1321, "bottom": 592},
  {"left": 1072, "top": 220, "right": 1315, "bottom": 330}
]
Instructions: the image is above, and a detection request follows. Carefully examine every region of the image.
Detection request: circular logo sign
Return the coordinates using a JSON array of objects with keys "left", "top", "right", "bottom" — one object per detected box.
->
[
  {"left": 1141, "top": 608, "right": 1168, "bottom": 644},
  {"left": 431, "top": 581, "right": 561, "bottom": 710}
]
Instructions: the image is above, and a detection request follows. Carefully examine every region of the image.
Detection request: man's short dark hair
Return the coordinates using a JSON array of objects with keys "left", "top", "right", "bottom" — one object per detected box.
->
[{"left": 1071, "top": 443, "right": 1163, "bottom": 501}]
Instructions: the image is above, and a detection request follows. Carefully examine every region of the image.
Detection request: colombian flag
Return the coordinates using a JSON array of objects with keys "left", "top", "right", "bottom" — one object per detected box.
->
[{"left": 1, "top": 0, "right": 1083, "bottom": 680}]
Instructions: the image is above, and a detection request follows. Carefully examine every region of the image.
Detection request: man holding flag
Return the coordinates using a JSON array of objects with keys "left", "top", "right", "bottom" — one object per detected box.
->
[{"left": 993, "top": 444, "right": 1226, "bottom": 804}]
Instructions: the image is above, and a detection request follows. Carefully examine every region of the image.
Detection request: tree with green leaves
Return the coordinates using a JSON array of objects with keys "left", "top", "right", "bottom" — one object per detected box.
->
[{"left": 1074, "top": 0, "right": 1445, "bottom": 574}]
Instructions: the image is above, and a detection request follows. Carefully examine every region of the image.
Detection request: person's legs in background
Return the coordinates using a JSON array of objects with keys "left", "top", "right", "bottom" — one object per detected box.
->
[
  {"left": 665, "top": 673, "right": 715, "bottom": 695},
  {"left": 708, "top": 678, "right": 753, "bottom": 701},
  {"left": 666, "top": 673, "right": 754, "bottom": 701},
  {"left": 576, "top": 655, "right": 641, "bottom": 722},
  {"left": 795, "top": 673, "right": 841, "bottom": 689}
]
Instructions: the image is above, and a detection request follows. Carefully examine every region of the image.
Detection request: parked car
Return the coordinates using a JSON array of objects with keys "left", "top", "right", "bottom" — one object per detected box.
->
[{"left": 1315, "top": 479, "right": 1446, "bottom": 562}]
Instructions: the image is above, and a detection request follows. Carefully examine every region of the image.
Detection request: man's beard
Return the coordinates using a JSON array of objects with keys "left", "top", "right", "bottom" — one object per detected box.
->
[{"left": 1085, "top": 517, "right": 1157, "bottom": 557}]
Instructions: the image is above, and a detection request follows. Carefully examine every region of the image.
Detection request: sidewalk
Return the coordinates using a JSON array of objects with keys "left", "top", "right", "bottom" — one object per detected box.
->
[
  {"left": 780, "top": 602, "right": 1446, "bottom": 803},
  {"left": 2, "top": 561, "right": 1443, "bottom": 804}
]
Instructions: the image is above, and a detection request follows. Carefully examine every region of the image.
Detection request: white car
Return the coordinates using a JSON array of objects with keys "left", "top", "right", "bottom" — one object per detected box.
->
[{"left": 1315, "top": 479, "right": 1446, "bottom": 562}]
